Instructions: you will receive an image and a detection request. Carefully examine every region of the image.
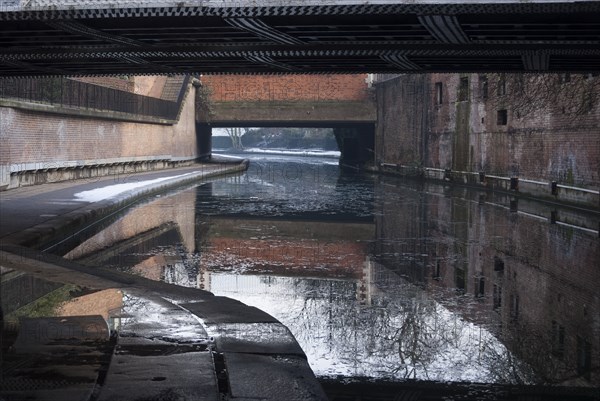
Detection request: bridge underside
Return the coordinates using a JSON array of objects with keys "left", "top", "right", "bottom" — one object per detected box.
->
[
  {"left": 1, "top": 2, "right": 599, "bottom": 76},
  {"left": 197, "top": 99, "right": 375, "bottom": 127}
]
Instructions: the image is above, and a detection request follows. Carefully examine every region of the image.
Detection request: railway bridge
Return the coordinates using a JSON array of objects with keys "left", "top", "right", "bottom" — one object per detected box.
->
[{"left": 1, "top": 0, "right": 599, "bottom": 76}]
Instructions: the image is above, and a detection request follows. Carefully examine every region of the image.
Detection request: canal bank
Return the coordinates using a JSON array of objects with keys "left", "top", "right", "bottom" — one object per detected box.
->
[
  {"left": 0, "top": 159, "right": 248, "bottom": 249},
  {"left": 0, "top": 158, "right": 328, "bottom": 401},
  {"left": 372, "top": 163, "right": 600, "bottom": 214}
]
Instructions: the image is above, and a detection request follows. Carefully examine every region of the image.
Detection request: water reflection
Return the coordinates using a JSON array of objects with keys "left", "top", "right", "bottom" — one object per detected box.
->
[
  {"left": 62, "top": 154, "right": 599, "bottom": 387},
  {"left": 209, "top": 270, "right": 535, "bottom": 383}
]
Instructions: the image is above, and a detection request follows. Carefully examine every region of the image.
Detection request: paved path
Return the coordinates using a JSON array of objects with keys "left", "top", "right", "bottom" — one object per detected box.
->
[{"left": 0, "top": 162, "right": 245, "bottom": 247}]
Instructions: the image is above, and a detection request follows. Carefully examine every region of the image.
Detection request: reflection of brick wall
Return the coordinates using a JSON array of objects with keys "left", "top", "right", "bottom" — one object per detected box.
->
[
  {"left": 64, "top": 190, "right": 197, "bottom": 260},
  {"left": 58, "top": 289, "right": 123, "bottom": 321},
  {"left": 131, "top": 255, "right": 167, "bottom": 282},
  {"left": 375, "top": 180, "right": 599, "bottom": 384},
  {"left": 375, "top": 74, "right": 600, "bottom": 189},
  {"left": 0, "top": 80, "right": 197, "bottom": 168},
  {"left": 204, "top": 238, "right": 366, "bottom": 278},
  {"left": 202, "top": 74, "right": 370, "bottom": 102}
]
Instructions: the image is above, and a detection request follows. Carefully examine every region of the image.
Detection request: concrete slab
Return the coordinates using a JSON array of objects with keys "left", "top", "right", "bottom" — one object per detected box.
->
[
  {"left": 0, "top": 340, "right": 110, "bottom": 401},
  {"left": 181, "top": 298, "right": 279, "bottom": 325},
  {"left": 181, "top": 299, "right": 305, "bottom": 356},
  {"left": 224, "top": 353, "right": 328, "bottom": 401},
  {"left": 118, "top": 291, "right": 209, "bottom": 344},
  {"left": 214, "top": 323, "right": 305, "bottom": 356},
  {"left": 0, "top": 387, "right": 96, "bottom": 401},
  {"left": 13, "top": 315, "right": 109, "bottom": 352},
  {"left": 97, "top": 351, "right": 219, "bottom": 401}
]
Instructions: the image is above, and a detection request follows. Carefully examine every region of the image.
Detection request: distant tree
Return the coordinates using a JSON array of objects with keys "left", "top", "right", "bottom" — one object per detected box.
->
[{"left": 225, "top": 127, "right": 246, "bottom": 150}]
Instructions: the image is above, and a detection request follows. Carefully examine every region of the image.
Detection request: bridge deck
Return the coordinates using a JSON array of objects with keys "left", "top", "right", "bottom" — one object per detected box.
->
[{"left": 1, "top": 1, "right": 599, "bottom": 76}]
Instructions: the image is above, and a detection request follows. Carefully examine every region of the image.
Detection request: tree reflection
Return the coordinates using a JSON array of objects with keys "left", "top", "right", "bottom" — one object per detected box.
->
[{"left": 214, "top": 271, "right": 534, "bottom": 383}]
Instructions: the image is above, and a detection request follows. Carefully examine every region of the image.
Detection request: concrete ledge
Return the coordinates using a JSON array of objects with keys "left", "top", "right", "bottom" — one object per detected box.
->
[
  {"left": 2, "top": 156, "right": 203, "bottom": 191},
  {"left": 378, "top": 163, "right": 600, "bottom": 211},
  {"left": 199, "top": 100, "right": 376, "bottom": 126},
  {"left": 0, "top": 99, "right": 177, "bottom": 125}
]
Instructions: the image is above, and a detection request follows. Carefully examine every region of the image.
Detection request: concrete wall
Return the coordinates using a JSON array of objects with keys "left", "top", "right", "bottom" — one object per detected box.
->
[
  {"left": 374, "top": 73, "right": 600, "bottom": 208},
  {"left": 0, "top": 78, "right": 199, "bottom": 190}
]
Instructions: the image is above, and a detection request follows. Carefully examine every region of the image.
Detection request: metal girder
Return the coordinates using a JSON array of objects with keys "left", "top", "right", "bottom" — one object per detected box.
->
[
  {"left": 245, "top": 54, "right": 299, "bottom": 72},
  {"left": 522, "top": 52, "right": 550, "bottom": 71},
  {"left": 226, "top": 18, "right": 305, "bottom": 45},
  {"left": 0, "top": 2, "right": 599, "bottom": 76},
  {"left": 418, "top": 15, "right": 469, "bottom": 45},
  {"left": 380, "top": 54, "right": 421, "bottom": 71},
  {"left": 45, "top": 20, "right": 148, "bottom": 48}
]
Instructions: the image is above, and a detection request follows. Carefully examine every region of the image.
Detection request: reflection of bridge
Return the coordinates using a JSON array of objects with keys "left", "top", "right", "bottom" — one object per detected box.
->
[
  {"left": 2, "top": 1, "right": 600, "bottom": 76},
  {"left": 199, "top": 216, "right": 375, "bottom": 279}
]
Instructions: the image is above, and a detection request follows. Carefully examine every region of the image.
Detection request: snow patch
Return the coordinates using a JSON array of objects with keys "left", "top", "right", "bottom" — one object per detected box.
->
[{"left": 73, "top": 173, "right": 194, "bottom": 202}]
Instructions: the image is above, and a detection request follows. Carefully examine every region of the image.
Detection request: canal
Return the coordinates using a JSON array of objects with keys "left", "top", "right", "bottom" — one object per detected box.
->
[{"left": 61, "top": 153, "right": 600, "bottom": 390}]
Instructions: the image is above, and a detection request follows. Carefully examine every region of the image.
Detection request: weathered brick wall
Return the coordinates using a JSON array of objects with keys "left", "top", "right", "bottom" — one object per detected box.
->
[
  {"left": 201, "top": 74, "right": 370, "bottom": 102},
  {"left": 375, "top": 73, "right": 600, "bottom": 190},
  {"left": 0, "top": 79, "right": 198, "bottom": 183},
  {"left": 375, "top": 74, "right": 429, "bottom": 167}
]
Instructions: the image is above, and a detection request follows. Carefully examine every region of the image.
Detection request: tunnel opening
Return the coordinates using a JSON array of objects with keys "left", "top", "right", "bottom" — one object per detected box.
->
[{"left": 196, "top": 123, "right": 375, "bottom": 169}]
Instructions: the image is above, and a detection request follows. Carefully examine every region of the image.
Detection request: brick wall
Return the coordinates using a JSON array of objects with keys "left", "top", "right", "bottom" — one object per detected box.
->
[
  {"left": 201, "top": 74, "right": 370, "bottom": 102},
  {"left": 0, "top": 78, "right": 198, "bottom": 189},
  {"left": 375, "top": 73, "right": 600, "bottom": 190}
]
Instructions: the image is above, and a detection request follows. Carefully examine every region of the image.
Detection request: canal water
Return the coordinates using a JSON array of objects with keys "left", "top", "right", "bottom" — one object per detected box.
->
[{"left": 63, "top": 154, "right": 599, "bottom": 388}]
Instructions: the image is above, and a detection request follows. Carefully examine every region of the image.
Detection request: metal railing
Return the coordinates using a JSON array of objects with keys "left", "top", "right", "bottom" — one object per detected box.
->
[{"left": 0, "top": 77, "right": 182, "bottom": 120}]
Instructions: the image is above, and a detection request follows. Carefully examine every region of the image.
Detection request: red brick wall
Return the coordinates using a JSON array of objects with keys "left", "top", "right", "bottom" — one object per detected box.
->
[
  {"left": 201, "top": 74, "right": 370, "bottom": 102},
  {"left": 375, "top": 73, "right": 600, "bottom": 190},
  {"left": 0, "top": 80, "right": 198, "bottom": 171}
]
